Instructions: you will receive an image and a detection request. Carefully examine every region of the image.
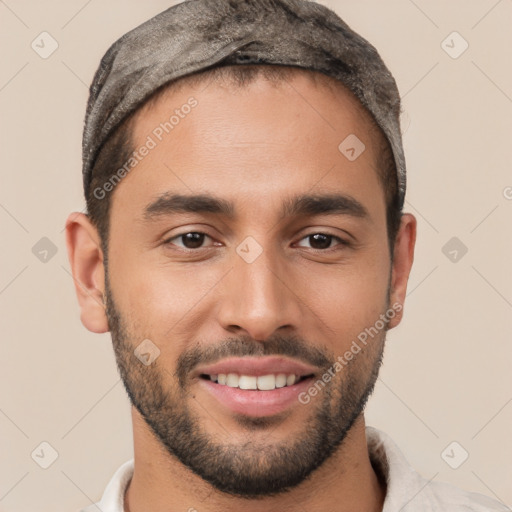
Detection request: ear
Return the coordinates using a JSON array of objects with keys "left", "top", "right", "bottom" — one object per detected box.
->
[
  {"left": 65, "top": 212, "right": 109, "bottom": 333},
  {"left": 388, "top": 213, "right": 417, "bottom": 329}
]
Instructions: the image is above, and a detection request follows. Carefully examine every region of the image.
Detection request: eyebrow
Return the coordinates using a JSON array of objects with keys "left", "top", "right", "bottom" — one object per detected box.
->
[{"left": 142, "top": 192, "right": 369, "bottom": 223}]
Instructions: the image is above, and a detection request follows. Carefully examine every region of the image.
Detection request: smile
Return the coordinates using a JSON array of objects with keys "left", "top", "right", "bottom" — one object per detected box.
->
[{"left": 200, "top": 373, "right": 313, "bottom": 390}]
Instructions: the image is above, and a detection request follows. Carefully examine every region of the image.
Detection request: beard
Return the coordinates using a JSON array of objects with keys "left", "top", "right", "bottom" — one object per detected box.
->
[{"left": 104, "top": 272, "right": 387, "bottom": 499}]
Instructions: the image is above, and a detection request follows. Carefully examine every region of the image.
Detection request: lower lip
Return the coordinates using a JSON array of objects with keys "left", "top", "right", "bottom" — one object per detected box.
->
[{"left": 198, "top": 377, "right": 313, "bottom": 417}]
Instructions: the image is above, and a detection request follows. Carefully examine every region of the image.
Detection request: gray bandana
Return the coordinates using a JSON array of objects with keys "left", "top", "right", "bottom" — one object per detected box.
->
[{"left": 83, "top": 0, "right": 405, "bottom": 207}]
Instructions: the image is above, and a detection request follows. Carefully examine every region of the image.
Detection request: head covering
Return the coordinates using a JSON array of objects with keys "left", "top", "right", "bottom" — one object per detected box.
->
[{"left": 83, "top": 0, "right": 405, "bottom": 207}]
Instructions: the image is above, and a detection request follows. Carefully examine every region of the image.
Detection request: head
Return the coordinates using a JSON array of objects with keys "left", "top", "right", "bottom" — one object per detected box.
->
[{"left": 66, "top": 0, "right": 416, "bottom": 499}]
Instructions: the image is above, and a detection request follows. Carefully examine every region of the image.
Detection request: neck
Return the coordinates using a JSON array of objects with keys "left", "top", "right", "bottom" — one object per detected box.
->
[{"left": 124, "top": 409, "right": 386, "bottom": 512}]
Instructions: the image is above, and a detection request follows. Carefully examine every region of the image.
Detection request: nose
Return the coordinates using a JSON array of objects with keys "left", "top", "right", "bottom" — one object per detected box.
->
[{"left": 216, "top": 244, "right": 302, "bottom": 341}]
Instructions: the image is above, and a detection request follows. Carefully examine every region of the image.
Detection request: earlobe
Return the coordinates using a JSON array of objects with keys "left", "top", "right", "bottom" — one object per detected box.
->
[
  {"left": 65, "top": 212, "right": 109, "bottom": 334},
  {"left": 388, "top": 213, "right": 417, "bottom": 329}
]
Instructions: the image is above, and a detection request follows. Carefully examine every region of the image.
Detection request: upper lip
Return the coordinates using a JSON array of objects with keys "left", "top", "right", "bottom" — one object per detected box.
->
[{"left": 194, "top": 356, "right": 318, "bottom": 379}]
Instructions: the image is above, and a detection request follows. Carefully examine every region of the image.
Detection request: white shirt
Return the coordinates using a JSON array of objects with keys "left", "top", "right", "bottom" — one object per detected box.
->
[{"left": 80, "top": 426, "right": 510, "bottom": 512}]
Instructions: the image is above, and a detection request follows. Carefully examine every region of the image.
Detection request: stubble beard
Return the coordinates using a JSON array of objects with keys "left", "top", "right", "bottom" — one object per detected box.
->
[{"left": 104, "top": 272, "right": 387, "bottom": 498}]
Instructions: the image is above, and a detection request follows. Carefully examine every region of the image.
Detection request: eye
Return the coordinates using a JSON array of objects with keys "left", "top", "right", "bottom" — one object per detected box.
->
[
  {"left": 164, "top": 231, "right": 218, "bottom": 250},
  {"left": 163, "top": 231, "right": 350, "bottom": 252},
  {"left": 295, "top": 233, "right": 349, "bottom": 251}
]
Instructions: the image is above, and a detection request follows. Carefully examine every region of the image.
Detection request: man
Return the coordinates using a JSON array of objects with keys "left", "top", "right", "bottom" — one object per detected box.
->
[{"left": 65, "top": 1, "right": 509, "bottom": 511}]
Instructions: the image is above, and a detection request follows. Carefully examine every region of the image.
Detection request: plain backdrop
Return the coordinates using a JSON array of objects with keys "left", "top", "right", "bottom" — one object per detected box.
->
[{"left": 1, "top": 1, "right": 511, "bottom": 511}]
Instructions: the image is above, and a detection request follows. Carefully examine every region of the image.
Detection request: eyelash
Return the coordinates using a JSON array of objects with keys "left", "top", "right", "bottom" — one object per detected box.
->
[{"left": 163, "top": 231, "right": 350, "bottom": 252}]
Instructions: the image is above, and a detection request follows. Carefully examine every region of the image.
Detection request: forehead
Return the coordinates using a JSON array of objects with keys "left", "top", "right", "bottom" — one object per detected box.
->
[
  {"left": 135, "top": 66, "right": 378, "bottom": 138},
  {"left": 112, "top": 68, "right": 385, "bottom": 224}
]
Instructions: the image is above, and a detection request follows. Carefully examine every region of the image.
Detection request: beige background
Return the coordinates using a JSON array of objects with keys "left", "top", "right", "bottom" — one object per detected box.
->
[{"left": 1, "top": 0, "right": 511, "bottom": 511}]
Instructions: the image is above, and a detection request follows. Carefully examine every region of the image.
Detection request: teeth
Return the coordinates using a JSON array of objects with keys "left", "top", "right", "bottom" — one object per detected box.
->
[
  {"left": 239, "top": 375, "right": 257, "bottom": 390},
  {"left": 275, "top": 374, "right": 287, "bottom": 388},
  {"left": 226, "top": 373, "right": 239, "bottom": 387},
  {"left": 209, "top": 373, "right": 301, "bottom": 390},
  {"left": 257, "top": 374, "right": 275, "bottom": 390}
]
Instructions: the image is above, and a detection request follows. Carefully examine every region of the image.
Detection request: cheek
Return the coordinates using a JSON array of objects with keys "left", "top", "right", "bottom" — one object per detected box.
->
[
  {"left": 299, "top": 255, "right": 390, "bottom": 341},
  {"left": 110, "top": 255, "right": 225, "bottom": 335}
]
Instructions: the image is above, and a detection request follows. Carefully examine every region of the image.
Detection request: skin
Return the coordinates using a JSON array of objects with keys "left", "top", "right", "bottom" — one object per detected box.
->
[{"left": 66, "top": 68, "right": 416, "bottom": 512}]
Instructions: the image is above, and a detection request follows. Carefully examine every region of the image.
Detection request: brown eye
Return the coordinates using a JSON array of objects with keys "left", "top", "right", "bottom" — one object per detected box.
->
[
  {"left": 165, "top": 232, "right": 213, "bottom": 250},
  {"left": 296, "top": 233, "right": 348, "bottom": 250}
]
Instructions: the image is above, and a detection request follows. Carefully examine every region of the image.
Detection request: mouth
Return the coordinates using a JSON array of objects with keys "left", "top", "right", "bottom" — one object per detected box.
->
[
  {"left": 199, "top": 372, "right": 314, "bottom": 390},
  {"left": 194, "top": 357, "right": 318, "bottom": 417}
]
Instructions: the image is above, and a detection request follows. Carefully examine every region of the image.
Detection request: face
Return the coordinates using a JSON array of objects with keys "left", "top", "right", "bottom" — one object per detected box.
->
[{"left": 102, "top": 70, "right": 403, "bottom": 497}]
